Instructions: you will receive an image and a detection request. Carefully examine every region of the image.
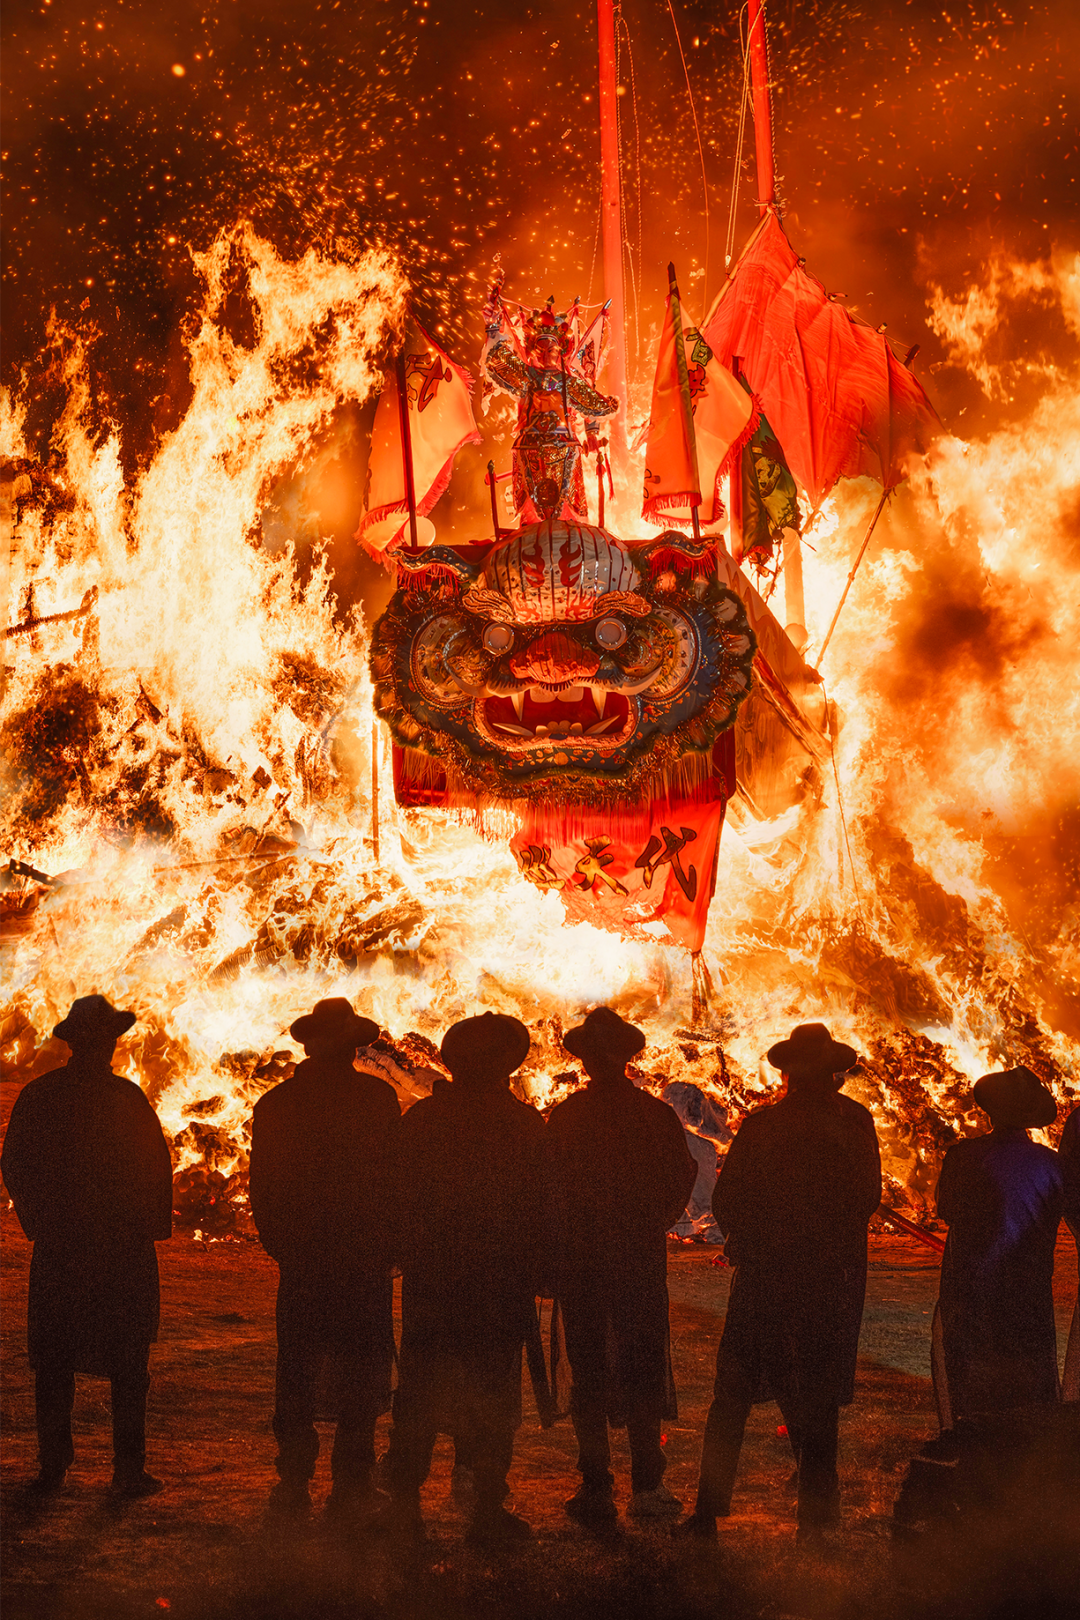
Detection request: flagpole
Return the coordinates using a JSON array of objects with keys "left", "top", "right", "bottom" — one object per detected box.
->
[
  {"left": 815, "top": 488, "right": 890, "bottom": 666},
  {"left": 746, "top": 0, "right": 777, "bottom": 217},
  {"left": 667, "top": 261, "right": 703, "bottom": 541},
  {"left": 371, "top": 719, "right": 380, "bottom": 865},
  {"left": 486, "top": 460, "right": 504, "bottom": 540},
  {"left": 597, "top": 0, "right": 630, "bottom": 479},
  {"left": 395, "top": 349, "right": 419, "bottom": 547},
  {"left": 747, "top": 1, "right": 809, "bottom": 648}
]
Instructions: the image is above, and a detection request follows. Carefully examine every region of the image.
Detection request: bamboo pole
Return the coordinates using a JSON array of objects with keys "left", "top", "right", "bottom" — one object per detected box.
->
[
  {"left": 486, "top": 460, "right": 503, "bottom": 540},
  {"left": 746, "top": 0, "right": 776, "bottom": 216},
  {"left": 395, "top": 350, "right": 419, "bottom": 548},
  {"left": 816, "top": 489, "right": 890, "bottom": 667},
  {"left": 597, "top": 0, "right": 630, "bottom": 476},
  {"left": 371, "top": 720, "right": 381, "bottom": 865}
]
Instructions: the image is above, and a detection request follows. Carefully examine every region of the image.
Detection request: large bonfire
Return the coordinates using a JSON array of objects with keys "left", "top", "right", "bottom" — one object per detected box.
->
[{"left": 2, "top": 228, "right": 1078, "bottom": 1236}]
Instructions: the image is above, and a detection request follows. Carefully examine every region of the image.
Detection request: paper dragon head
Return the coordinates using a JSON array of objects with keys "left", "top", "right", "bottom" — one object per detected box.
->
[{"left": 370, "top": 519, "right": 756, "bottom": 807}]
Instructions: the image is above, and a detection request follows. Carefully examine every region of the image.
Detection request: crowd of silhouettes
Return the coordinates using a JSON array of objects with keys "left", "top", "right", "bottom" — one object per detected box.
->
[{"left": 3, "top": 995, "right": 1078, "bottom": 1546}]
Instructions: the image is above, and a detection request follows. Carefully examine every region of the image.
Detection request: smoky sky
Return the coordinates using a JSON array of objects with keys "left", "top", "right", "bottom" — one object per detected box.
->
[{"left": 3, "top": 0, "right": 1078, "bottom": 462}]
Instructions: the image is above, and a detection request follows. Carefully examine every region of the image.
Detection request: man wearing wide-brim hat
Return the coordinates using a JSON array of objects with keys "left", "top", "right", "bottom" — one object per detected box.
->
[
  {"left": 932, "top": 1066, "right": 1064, "bottom": 1426},
  {"left": 381, "top": 1012, "right": 548, "bottom": 1546},
  {"left": 546, "top": 1007, "right": 696, "bottom": 1527},
  {"left": 248, "top": 998, "right": 398, "bottom": 1522},
  {"left": 1, "top": 996, "right": 173, "bottom": 1497},
  {"left": 678, "top": 1023, "right": 882, "bottom": 1543}
]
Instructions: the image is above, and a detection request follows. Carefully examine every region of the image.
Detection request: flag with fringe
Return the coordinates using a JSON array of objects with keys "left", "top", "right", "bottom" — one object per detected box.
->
[
  {"left": 642, "top": 266, "right": 757, "bottom": 527},
  {"left": 360, "top": 319, "right": 480, "bottom": 553},
  {"left": 702, "top": 212, "right": 941, "bottom": 511}
]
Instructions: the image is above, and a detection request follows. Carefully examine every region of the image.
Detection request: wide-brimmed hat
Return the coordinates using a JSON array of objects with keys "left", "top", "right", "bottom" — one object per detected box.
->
[
  {"left": 973, "top": 1066, "right": 1057, "bottom": 1129},
  {"left": 54, "top": 995, "right": 136, "bottom": 1045},
  {"left": 289, "top": 999, "right": 379, "bottom": 1048},
  {"left": 563, "top": 1006, "right": 646, "bottom": 1066},
  {"left": 441, "top": 1012, "right": 530, "bottom": 1076},
  {"left": 767, "top": 1022, "right": 858, "bottom": 1077}
]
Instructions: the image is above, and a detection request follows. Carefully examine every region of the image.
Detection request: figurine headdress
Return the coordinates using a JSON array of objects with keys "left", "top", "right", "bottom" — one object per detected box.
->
[{"left": 522, "top": 296, "right": 578, "bottom": 361}]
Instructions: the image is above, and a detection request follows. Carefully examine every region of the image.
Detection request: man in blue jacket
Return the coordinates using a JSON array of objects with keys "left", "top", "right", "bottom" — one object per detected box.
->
[{"left": 933, "top": 1066, "right": 1063, "bottom": 1425}]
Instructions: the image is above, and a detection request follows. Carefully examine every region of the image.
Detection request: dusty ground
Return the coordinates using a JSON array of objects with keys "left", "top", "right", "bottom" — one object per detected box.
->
[{"left": 3, "top": 1148, "right": 1079, "bottom": 1620}]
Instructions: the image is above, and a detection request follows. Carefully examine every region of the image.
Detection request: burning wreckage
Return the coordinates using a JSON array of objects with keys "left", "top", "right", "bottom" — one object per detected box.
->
[{"left": 2, "top": 6, "right": 1077, "bottom": 1247}]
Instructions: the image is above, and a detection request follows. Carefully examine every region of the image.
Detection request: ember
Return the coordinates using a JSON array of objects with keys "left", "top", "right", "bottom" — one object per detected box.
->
[
  {"left": 3, "top": 282, "right": 1077, "bottom": 1229},
  {"left": 1, "top": 2, "right": 1078, "bottom": 1244}
]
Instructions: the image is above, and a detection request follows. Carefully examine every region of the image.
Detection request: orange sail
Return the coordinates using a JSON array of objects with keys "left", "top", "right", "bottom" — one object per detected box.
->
[{"left": 702, "top": 213, "right": 941, "bottom": 511}]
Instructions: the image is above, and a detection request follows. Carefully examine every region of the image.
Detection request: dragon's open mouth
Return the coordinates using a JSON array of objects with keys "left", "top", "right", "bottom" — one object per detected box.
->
[{"left": 481, "top": 684, "right": 633, "bottom": 743}]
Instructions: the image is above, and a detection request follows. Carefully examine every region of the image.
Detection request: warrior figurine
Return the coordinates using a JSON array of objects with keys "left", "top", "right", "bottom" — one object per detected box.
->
[{"left": 482, "top": 280, "right": 618, "bottom": 525}]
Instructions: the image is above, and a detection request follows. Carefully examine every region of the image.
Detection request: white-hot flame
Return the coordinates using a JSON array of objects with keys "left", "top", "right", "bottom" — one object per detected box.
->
[{"left": 2, "top": 234, "right": 1077, "bottom": 1229}]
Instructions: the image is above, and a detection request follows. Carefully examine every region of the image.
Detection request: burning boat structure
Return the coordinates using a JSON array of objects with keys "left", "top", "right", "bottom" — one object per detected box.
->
[{"left": 1, "top": 2, "right": 1077, "bottom": 1239}]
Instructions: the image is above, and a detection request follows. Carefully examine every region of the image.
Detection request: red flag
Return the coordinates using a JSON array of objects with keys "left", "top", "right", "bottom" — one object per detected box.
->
[
  {"left": 641, "top": 265, "right": 699, "bottom": 523},
  {"left": 642, "top": 268, "right": 756, "bottom": 527},
  {"left": 575, "top": 301, "right": 610, "bottom": 388},
  {"left": 509, "top": 736, "right": 736, "bottom": 953},
  {"left": 359, "top": 319, "right": 480, "bottom": 553},
  {"left": 702, "top": 213, "right": 941, "bottom": 511}
]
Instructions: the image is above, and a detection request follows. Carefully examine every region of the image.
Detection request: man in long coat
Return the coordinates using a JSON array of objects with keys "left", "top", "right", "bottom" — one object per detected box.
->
[
  {"left": 547, "top": 1007, "right": 696, "bottom": 1526},
  {"left": 249, "top": 998, "right": 399, "bottom": 1520},
  {"left": 382, "top": 1012, "right": 548, "bottom": 1545},
  {"left": 933, "top": 1067, "right": 1063, "bottom": 1425},
  {"left": 679, "top": 1023, "right": 881, "bottom": 1542},
  {"left": 1060, "top": 1102, "right": 1080, "bottom": 1403},
  {"left": 1, "top": 995, "right": 173, "bottom": 1496}
]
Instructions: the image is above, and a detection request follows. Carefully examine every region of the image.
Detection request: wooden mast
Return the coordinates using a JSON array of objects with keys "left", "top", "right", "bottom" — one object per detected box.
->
[
  {"left": 746, "top": 0, "right": 777, "bottom": 217},
  {"left": 394, "top": 349, "right": 419, "bottom": 548},
  {"left": 745, "top": 0, "right": 805, "bottom": 638},
  {"left": 597, "top": 0, "right": 629, "bottom": 481}
]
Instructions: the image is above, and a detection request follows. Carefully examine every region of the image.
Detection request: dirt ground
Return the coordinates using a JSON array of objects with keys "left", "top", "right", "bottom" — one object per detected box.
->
[{"left": 3, "top": 1162, "right": 1079, "bottom": 1620}]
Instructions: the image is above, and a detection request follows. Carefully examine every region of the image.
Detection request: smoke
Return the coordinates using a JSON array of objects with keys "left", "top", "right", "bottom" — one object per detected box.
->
[
  {"left": 2, "top": 1, "right": 1078, "bottom": 1218},
  {"left": 4, "top": 0, "right": 1077, "bottom": 458}
]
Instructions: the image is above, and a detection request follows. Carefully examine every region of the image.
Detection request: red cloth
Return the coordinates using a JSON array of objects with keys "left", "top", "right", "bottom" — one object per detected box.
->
[
  {"left": 702, "top": 214, "right": 941, "bottom": 510},
  {"left": 393, "top": 735, "right": 737, "bottom": 951},
  {"left": 359, "top": 319, "right": 480, "bottom": 553}
]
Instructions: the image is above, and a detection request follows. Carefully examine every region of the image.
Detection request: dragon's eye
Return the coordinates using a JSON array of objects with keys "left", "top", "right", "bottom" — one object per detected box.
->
[
  {"left": 482, "top": 622, "right": 515, "bottom": 654},
  {"left": 594, "top": 616, "right": 627, "bottom": 650}
]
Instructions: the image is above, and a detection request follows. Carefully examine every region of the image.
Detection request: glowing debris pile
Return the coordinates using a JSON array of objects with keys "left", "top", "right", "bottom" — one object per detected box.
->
[{"left": 2, "top": 232, "right": 1078, "bottom": 1233}]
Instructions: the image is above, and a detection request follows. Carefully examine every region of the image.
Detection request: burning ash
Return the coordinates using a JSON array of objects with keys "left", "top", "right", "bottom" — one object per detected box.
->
[{"left": 2, "top": 232, "right": 1077, "bottom": 1235}]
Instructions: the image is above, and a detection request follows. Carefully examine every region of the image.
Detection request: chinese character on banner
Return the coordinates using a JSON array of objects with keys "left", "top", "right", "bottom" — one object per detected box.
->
[
  {"left": 574, "top": 838, "right": 628, "bottom": 897},
  {"left": 514, "top": 843, "right": 563, "bottom": 892},
  {"left": 634, "top": 825, "right": 699, "bottom": 901},
  {"left": 509, "top": 789, "right": 729, "bottom": 952}
]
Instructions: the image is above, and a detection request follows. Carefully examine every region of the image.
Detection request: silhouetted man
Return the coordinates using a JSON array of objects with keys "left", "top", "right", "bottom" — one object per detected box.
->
[
  {"left": 1, "top": 996, "right": 173, "bottom": 1496},
  {"left": 679, "top": 1023, "right": 881, "bottom": 1543},
  {"left": 383, "top": 1013, "right": 547, "bottom": 1545},
  {"left": 933, "top": 1067, "right": 1063, "bottom": 1426},
  {"left": 249, "top": 998, "right": 398, "bottom": 1521},
  {"left": 547, "top": 1007, "right": 696, "bottom": 1526},
  {"left": 1061, "top": 1102, "right": 1080, "bottom": 1403}
]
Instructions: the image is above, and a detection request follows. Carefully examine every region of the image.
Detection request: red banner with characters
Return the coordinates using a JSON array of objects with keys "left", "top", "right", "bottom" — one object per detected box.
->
[{"left": 508, "top": 734, "right": 735, "bottom": 952}]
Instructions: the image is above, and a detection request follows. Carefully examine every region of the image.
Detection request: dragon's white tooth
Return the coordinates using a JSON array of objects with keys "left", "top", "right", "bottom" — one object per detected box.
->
[
  {"left": 586, "top": 715, "right": 622, "bottom": 736},
  {"left": 494, "top": 722, "right": 531, "bottom": 736},
  {"left": 588, "top": 683, "right": 607, "bottom": 717},
  {"left": 510, "top": 690, "right": 526, "bottom": 721}
]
